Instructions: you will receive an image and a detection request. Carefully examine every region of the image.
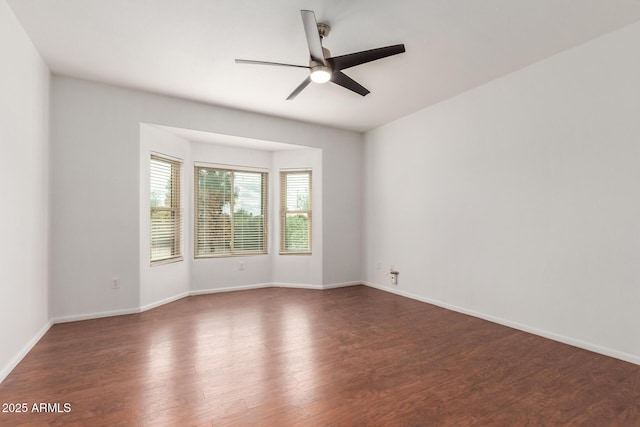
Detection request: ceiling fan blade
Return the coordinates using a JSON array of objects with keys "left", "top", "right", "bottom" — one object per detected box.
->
[
  {"left": 327, "top": 44, "right": 405, "bottom": 71},
  {"left": 286, "top": 76, "right": 312, "bottom": 100},
  {"left": 330, "top": 71, "right": 370, "bottom": 97},
  {"left": 300, "top": 10, "right": 326, "bottom": 65},
  {"left": 235, "top": 59, "right": 309, "bottom": 69}
]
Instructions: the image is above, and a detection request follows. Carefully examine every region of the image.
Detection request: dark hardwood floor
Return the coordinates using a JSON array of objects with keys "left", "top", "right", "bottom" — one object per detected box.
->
[{"left": 1, "top": 285, "right": 638, "bottom": 426}]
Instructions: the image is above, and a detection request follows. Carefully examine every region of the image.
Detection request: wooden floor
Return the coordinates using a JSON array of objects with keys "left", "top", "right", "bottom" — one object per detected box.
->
[{"left": 0, "top": 285, "right": 638, "bottom": 426}]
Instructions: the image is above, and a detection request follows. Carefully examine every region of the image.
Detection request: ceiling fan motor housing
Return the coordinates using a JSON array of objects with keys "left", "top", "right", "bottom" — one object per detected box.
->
[
  {"left": 317, "top": 23, "right": 330, "bottom": 39},
  {"left": 309, "top": 47, "right": 332, "bottom": 73}
]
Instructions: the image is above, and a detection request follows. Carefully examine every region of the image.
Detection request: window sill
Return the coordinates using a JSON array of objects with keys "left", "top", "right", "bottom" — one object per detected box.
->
[
  {"left": 194, "top": 253, "right": 269, "bottom": 259},
  {"left": 150, "top": 256, "right": 184, "bottom": 267}
]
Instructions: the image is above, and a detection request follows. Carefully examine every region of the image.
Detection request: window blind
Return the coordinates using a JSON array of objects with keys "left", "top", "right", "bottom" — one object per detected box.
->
[
  {"left": 280, "top": 170, "right": 312, "bottom": 254},
  {"left": 195, "top": 165, "right": 268, "bottom": 257},
  {"left": 150, "top": 154, "right": 182, "bottom": 264}
]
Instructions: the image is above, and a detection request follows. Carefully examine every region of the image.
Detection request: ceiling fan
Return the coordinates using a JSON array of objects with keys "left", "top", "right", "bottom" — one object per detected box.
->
[{"left": 235, "top": 10, "right": 406, "bottom": 100}]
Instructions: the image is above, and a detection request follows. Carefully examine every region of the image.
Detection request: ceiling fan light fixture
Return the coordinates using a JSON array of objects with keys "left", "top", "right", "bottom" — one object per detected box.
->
[{"left": 310, "top": 65, "right": 331, "bottom": 84}]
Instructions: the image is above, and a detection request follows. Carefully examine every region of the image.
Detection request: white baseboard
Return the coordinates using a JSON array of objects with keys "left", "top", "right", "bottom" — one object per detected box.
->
[
  {"left": 189, "top": 283, "right": 273, "bottom": 295},
  {"left": 191, "top": 281, "right": 361, "bottom": 295},
  {"left": 52, "top": 307, "right": 140, "bottom": 324},
  {"left": 140, "top": 291, "right": 190, "bottom": 312},
  {"left": 363, "top": 281, "right": 640, "bottom": 366},
  {"left": 191, "top": 282, "right": 322, "bottom": 294},
  {"left": 272, "top": 282, "right": 322, "bottom": 290},
  {"left": 271, "top": 281, "right": 361, "bottom": 290},
  {"left": 0, "top": 320, "right": 53, "bottom": 384},
  {"left": 322, "top": 281, "right": 361, "bottom": 289}
]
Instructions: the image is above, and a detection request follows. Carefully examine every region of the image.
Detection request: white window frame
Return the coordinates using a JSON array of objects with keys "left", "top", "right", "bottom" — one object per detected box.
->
[
  {"left": 194, "top": 162, "right": 268, "bottom": 258},
  {"left": 280, "top": 169, "right": 312, "bottom": 255},
  {"left": 150, "top": 153, "right": 183, "bottom": 265}
]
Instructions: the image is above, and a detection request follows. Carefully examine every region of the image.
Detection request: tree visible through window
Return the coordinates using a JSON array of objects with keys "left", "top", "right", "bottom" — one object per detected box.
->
[
  {"left": 150, "top": 154, "right": 182, "bottom": 264},
  {"left": 194, "top": 165, "right": 268, "bottom": 257},
  {"left": 280, "top": 170, "right": 312, "bottom": 254}
]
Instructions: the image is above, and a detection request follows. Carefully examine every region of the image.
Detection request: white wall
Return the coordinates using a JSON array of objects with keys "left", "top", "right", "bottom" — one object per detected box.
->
[
  {"left": 323, "top": 140, "right": 363, "bottom": 286},
  {"left": 272, "top": 149, "right": 323, "bottom": 287},
  {"left": 139, "top": 125, "right": 191, "bottom": 309},
  {"left": 363, "top": 22, "right": 640, "bottom": 363},
  {"left": 50, "top": 76, "right": 362, "bottom": 320},
  {"left": 0, "top": 0, "right": 51, "bottom": 381}
]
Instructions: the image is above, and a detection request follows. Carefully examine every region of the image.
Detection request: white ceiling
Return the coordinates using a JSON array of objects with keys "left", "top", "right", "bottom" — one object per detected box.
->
[
  {"left": 8, "top": 0, "right": 640, "bottom": 132},
  {"left": 152, "top": 124, "right": 308, "bottom": 151}
]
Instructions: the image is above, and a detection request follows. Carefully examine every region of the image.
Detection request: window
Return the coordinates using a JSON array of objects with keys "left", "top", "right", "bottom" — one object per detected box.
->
[
  {"left": 280, "top": 170, "right": 312, "bottom": 254},
  {"left": 194, "top": 164, "right": 268, "bottom": 257},
  {"left": 150, "top": 154, "right": 182, "bottom": 264}
]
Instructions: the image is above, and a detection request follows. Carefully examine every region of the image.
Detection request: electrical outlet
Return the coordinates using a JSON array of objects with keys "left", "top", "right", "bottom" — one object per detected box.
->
[
  {"left": 238, "top": 262, "right": 245, "bottom": 271},
  {"left": 389, "top": 265, "right": 400, "bottom": 286},
  {"left": 391, "top": 273, "right": 398, "bottom": 285},
  {"left": 112, "top": 277, "right": 120, "bottom": 289}
]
